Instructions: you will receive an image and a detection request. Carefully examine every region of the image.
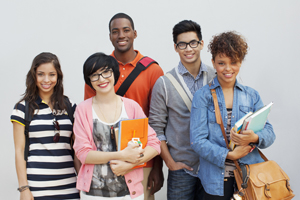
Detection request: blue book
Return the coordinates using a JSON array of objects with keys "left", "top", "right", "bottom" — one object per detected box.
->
[{"left": 242, "top": 102, "right": 273, "bottom": 133}]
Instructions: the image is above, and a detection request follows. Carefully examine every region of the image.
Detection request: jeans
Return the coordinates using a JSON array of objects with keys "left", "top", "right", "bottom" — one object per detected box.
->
[
  {"left": 167, "top": 169, "right": 204, "bottom": 200},
  {"left": 204, "top": 177, "right": 235, "bottom": 200}
]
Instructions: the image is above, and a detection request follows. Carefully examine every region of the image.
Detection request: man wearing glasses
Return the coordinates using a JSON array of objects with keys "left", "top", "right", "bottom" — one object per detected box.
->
[
  {"left": 149, "top": 20, "right": 215, "bottom": 199},
  {"left": 84, "top": 13, "right": 164, "bottom": 200}
]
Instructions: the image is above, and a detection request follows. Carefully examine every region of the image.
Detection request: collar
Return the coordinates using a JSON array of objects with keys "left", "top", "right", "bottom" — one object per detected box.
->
[
  {"left": 177, "top": 61, "right": 208, "bottom": 80},
  {"left": 209, "top": 76, "right": 244, "bottom": 91},
  {"left": 35, "top": 96, "right": 43, "bottom": 104},
  {"left": 35, "top": 96, "right": 50, "bottom": 106},
  {"left": 111, "top": 50, "right": 142, "bottom": 67}
]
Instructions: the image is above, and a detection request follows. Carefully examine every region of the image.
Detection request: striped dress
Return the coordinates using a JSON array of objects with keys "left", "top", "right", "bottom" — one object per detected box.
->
[{"left": 11, "top": 97, "right": 80, "bottom": 200}]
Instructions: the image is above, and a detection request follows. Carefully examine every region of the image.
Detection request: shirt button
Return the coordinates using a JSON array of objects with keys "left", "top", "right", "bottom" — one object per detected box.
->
[
  {"left": 122, "top": 75, "right": 124, "bottom": 78},
  {"left": 87, "top": 169, "right": 89, "bottom": 172},
  {"left": 225, "top": 116, "right": 227, "bottom": 118},
  {"left": 132, "top": 191, "right": 136, "bottom": 195},
  {"left": 128, "top": 180, "right": 132, "bottom": 183},
  {"left": 232, "top": 116, "right": 234, "bottom": 118},
  {"left": 123, "top": 68, "right": 125, "bottom": 70},
  {"left": 222, "top": 173, "right": 224, "bottom": 175}
]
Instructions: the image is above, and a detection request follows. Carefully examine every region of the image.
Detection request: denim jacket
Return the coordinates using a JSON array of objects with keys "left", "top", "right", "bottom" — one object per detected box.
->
[{"left": 190, "top": 77, "right": 275, "bottom": 196}]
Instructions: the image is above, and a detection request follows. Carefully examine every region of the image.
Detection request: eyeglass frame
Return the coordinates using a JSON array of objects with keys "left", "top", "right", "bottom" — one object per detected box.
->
[
  {"left": 89, "top": 69, "right": 113, "bottom": 82},
  {"left": 176, "top": 40, "right": 202, "bottom": 50},
  {"left": 53, "top": 119, "right": 60, "bottom": 143}
]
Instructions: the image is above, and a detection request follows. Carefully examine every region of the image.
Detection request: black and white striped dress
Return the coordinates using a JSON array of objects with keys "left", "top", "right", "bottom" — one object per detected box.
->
[{"left": 11, "top": 97, "right": 79, "bottom": 200}]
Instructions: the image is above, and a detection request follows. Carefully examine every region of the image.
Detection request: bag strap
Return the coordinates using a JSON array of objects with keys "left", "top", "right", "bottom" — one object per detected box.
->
[
  {"left": 165, "top": 73, "right": 191, "bottom": 112},
  {"left": 63, "top": 96, "right": 75, "bottom": 159},
  {"left": 64, "top": 96, "right": 74, "bottom": 124},
  {"left": 116, "top": 56, "right": 158, "bottom": 96},
  {"left": 210, "top": 88, "right": 241, "bottom": 171},
  {"left": 24, "top": 101, "right": 31, "bottom": 161}
]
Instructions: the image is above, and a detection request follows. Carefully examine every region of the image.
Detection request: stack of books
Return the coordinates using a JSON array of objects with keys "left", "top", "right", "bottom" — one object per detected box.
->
[{"left": 229, "top": 102, "right": 273, "bottom": 150}]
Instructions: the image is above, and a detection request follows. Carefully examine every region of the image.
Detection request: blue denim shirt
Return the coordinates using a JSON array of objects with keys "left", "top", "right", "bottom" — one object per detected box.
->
[{"left": 190, "top": 77, "right": 275, "bottom": 196}]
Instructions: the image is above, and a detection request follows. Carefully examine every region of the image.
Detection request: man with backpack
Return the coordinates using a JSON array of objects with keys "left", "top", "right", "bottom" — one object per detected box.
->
[
  {"left": 84, "top": 13, "right": 164, "bottom": 200},
  {"left": 149, "top": 20, "right": 215, "bottom": 199}
]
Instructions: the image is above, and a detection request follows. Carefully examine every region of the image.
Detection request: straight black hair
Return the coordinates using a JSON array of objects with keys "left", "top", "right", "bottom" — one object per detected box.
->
[
  {"left": 172, "top": 20, "right": 202, "bottom": 44},
  {"left": 83, "top": 52, "right": 120, "bottom": 90}
]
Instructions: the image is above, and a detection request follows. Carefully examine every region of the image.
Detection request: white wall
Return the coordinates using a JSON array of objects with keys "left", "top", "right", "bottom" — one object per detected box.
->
[{"left": 1, "top": 0, "right": 299, "bottom": 199}]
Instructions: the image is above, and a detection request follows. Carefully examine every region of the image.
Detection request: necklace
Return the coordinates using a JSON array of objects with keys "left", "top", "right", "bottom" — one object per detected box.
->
[{"left": 97, "top": 97, "right": 118, "bottom": 123}]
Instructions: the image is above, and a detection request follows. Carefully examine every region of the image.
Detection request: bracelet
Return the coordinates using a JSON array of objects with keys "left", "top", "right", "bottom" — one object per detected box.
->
[{"left": 17, "top": 185, "right": 30, "bottom": 192}]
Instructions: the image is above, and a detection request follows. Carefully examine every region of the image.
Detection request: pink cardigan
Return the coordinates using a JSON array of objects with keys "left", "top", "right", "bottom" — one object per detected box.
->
[{"left": 73, "top": 97, "right": 161, "bottom": 199}]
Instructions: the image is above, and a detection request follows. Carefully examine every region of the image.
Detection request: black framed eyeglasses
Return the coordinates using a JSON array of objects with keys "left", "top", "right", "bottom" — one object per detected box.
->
[
  {"left": 89, "top": 70, "right": 113, "bottom": 82},
  {"left": 53, "top": 119, "right": 60, "bottom": 143},
  {"left": 176, "top": 40, "right": 201, "bottom": 50}
]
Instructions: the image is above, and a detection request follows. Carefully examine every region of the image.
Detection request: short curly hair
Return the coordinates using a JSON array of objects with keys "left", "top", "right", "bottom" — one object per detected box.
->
[{"left": 208, "top": 31, "right": 248, "bottom": 62}]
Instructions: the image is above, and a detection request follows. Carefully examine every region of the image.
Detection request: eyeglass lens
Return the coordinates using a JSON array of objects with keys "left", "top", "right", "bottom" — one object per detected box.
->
[
  {"left": 53, "top": 120, "right": 60, "bottom": 142},
  {"left": 177, "top": 40, "right": 200, "bottom": 50},
  {"left": 90, "top": 70, "right": 113, "bottom": 82}
]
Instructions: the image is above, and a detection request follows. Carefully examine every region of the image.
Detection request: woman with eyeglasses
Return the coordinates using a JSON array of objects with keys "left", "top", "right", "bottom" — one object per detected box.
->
[
  {"left": 190, "top": 32, "right": 275, "bottom": 199},
  {"left": 73, "top": 52, "right": 160, "bottom": 200},
  {"left": 11, "top": 52, "right": 80, "bottom": 200}
]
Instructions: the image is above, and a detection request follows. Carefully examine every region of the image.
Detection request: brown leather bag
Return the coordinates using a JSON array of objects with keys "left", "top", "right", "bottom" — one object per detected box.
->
[{"left": 210, "top": 89, "right": 295, "bottom": 200}]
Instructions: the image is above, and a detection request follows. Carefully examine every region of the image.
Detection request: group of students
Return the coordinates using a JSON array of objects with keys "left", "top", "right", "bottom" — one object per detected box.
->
[{"left": 11, "top": 12, "right": 275, "bottom": 200}]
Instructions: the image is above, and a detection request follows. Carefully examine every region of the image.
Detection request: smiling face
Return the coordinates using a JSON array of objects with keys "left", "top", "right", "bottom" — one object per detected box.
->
[
  {"left": 90, "top": 67, "right": 115, "bottom": 95},
  {"left": 36, "top": 62, "right": 57, "bottom": 97},
  {"left": 109, "top": 18, "right": 137, "bottom": 53},
  {"left": 212, "top": 54, "right": 241, "bottom": 87},
  {"left": 174, "top": 31, "right": 203, "bottom": 68}
]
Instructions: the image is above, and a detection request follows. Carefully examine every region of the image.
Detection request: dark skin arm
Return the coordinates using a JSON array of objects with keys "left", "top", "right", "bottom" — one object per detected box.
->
[{"left": 147, "top": 155, "right": 164, "bottom": 195}]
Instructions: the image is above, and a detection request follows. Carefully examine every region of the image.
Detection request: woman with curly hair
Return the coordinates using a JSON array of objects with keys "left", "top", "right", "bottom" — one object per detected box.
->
[
  {"left": 190, "top": 31, "right": 275, "bottom": 199},
  {"left": 11, "top": 52, "right": 80, "bottom": 200}
]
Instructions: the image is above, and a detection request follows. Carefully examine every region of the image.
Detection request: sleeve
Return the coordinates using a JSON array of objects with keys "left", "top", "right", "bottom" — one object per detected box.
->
[
  {"left": 148, "top": 63, "right": 164, "bottom": 106},
  {"left": 10, "top": 101, "right": 26, "bottom": 126},
  {"left": 131, "top": 99, "right": 161, "bottom": 154},
  {"left": 84, "top": 83, "right": 96, "bottom": 100},
  {"left": 251, "top": 91, "right": 276, "bottom": 149},
  {"left": 148, "top": 77, "right": 168, "bottom": 141},
  {"left": 190, "top": 89, "right": 229, "bottom": 168},
  {"left": 73, "top": 103, "right": 93, "bottom": 164}
]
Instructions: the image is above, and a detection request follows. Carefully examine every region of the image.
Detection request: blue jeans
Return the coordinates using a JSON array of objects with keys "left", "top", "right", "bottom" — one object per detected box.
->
[{"left": 167, "top": 169, "right": 204, "bottom": 200}]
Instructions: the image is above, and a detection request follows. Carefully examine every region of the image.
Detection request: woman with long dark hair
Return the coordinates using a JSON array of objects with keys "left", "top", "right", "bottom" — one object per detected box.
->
[{"left": 11, "top": 52, "right": 80, "bottom": 200}]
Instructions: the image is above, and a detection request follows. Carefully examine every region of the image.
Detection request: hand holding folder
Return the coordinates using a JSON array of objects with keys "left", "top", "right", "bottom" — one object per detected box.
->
[{"left": 118, "top": 118, "right": 148, "bottom": 169}]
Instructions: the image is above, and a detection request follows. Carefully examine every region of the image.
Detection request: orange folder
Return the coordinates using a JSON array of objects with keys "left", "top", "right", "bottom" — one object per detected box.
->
[{"left": 118, "top": 118, "right": 148, "bottom": 169}]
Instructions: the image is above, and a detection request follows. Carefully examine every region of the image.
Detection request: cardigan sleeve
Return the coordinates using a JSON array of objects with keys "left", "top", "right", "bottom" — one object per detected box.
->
[{"left": 73, "top": 101, "right": 94, "bottom": 164}]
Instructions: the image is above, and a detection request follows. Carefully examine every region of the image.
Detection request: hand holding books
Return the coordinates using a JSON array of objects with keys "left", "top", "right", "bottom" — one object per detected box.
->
[
  {"left": 230, "top": 129, "right": 259, "bottom": 147},
  {"left": 229, "top": 102, "right": 273, "bottom": 150},
  {"left": 120, "top": 142, "right": 145, "bottom": 164}
]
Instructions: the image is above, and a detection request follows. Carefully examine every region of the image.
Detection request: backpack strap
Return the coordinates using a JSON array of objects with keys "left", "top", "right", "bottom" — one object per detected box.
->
[
  {"left": 64, "top": 96, "right": 74, "bottom": 124},
  {"left": 63, "top": 96, "right": 75, "bottom": 159},
  {"left": 24, "top": 101, "right": 31, "bottom": 161},
  {"left": 116, "top": 56, "right": 157, "bottom": 96},
  {"left": 165, "top": 73, "right": 192, "bottom": 112}
]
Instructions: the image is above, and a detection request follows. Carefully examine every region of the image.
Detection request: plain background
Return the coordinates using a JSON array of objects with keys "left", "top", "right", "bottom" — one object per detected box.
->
[{"left": 1, "top": 0, "right": 299, "bottom": 199}]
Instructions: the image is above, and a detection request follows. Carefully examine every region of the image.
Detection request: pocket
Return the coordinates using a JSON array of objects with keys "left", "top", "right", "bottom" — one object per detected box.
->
[
  {"left": 208, "top": 103, "right": 223, "bottom": 123},
  {"left": 239, "top": 105, "right": 253, "bottom": 114}
]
